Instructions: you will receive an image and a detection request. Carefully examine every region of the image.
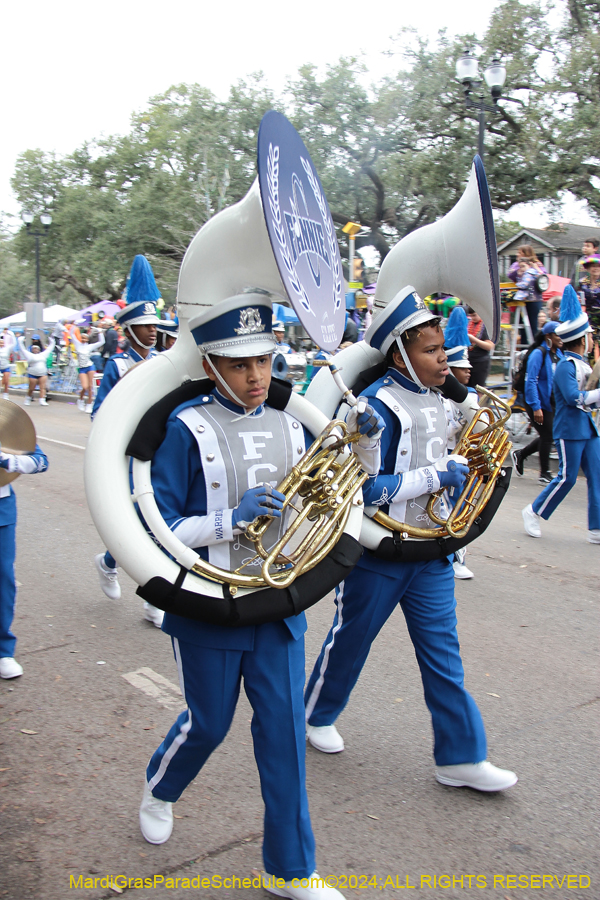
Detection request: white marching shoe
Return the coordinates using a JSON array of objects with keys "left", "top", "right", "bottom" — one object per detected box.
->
[
  {"left": 2, "top": 393, "right": 9, "bottom": 401},
  {"left": 263, "top": 872, "right": 346, "bottom": 900},
  {"left": 306, "top": 724, "right": 344, "bottom": 753},
  {"left": 143, "top": 602, "right": 164, "bottom": 628},
  {"left": 139, "top": 781, "right": 173, "bottom": 844},
  {"left": 94, "top": 553, "right": 121, "bottom": 600},
  {"left": 588, "top": 530, "right": 600, "bottom": 544},
  {"left": 77, "top": 398, "right": 85, "bottom": 411},
  {"left": 24, "top": 396, "right": 32, "bottom": 406},
  {"left": 85, "top": 402, "right": 93, "bottom": 413},
  {"left": 522, "top": 503, "right": 542, "bottom": 538},
  {"left": 39, "top": 397, "right": 48, "bottom": 405},
  {"left": 0, "top": 657, "right": 23, "bottom": 679},
  {"left": 435, "top": 760, "right": 518, "bottom": 792}
]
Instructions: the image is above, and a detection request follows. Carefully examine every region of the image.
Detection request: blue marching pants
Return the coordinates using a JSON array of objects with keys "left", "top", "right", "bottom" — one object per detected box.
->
[
  {"left": 0, "top": 522, "right": 17, "bottom": 658},
  {"left": 533, "top": 436, "right": 600, "bottom": 530},
  {"left": 147, "top": 622, "right": 316, "bottom": 882},
  {"left": 305, "top": 558, "right": 487, "bottom": 767}
]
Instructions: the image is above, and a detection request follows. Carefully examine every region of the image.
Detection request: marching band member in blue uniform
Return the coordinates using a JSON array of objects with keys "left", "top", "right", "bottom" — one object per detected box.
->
[
  {"left": 0, "top": 441, "right": 48, "bottom": 679},
  {"left": 156, "top": 319, "right": 178, "bottom": 352},
  {"left": 139, "top": 293, "right": 383, "bottom": 900},
  {"left": 305, "top": 288, "right": 518, "bottom": 792},
  {"left": 522, "top": 287, "right": 600, "bottom": 543},
  {"left": 443, "top": 305, "right": 476, "bottom": 579},
  {"left": 92, "top": 255, "right": 163, "bottom": 626},
  {"left": 272, "top": 320, "right": 292, "bottom": 354}
]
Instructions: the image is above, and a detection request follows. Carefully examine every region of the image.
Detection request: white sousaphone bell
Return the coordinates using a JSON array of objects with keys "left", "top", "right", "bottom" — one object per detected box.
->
[
  {"left": 84, "top": 112, "right": 363, "bottom": 623},
  {"left": 305, "top": 155, "right": 503, "bottom": 552}
]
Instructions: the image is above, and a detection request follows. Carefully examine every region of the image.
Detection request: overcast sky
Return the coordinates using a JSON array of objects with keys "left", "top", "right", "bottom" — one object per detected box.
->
[{"left": 1, "top": 0, "right": 596, "bottom": 229}]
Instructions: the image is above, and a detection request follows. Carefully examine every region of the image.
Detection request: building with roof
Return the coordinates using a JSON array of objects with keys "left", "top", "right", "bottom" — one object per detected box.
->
[{"left": 497, "top": 223, "right": 600, "bottom": 280}]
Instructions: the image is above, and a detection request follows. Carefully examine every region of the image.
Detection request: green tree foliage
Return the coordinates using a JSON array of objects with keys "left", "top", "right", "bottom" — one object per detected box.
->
[{"left": 4, "top": 0, "right": 598, "bottom": 311}]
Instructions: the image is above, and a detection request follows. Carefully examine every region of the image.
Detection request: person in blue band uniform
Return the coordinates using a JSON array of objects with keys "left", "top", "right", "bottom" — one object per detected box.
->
[
  {"left": 91, "top": 255, "right": 163, "bottom": 628},
  {"left": 272, "top": 320, "right": 292, "bottom": 354},
  {"left": 139, "top": 292, "right": 383, "bottom": 900},
  {"left": 443, "top": 305, "right": 477, "bottom": 580},
  {"left": 156, "top": 319, "right": 178, "bottom": 352},
  {"left": 304, "top": 287, "right": 518, "bottom": 793},
  {"left": 0, "top": 440, "right": 48, "bottom": 679},
  {"left": 522, "top": 287, "right": 600, "bottom": 544},
  {"left": 511, "top": 322, "right": 564, "bottom": 484}
]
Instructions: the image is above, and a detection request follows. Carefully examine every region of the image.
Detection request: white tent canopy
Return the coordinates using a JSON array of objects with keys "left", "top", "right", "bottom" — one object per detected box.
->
[{"left": 0, "top": 304, "right": 77, "bottom": 329}]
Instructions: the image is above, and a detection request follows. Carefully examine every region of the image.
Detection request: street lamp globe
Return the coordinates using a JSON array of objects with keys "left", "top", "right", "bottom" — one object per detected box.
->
[
  {"left": 21, "top": 210, "right": 34, "bottom": 226},
  {"left": 455, "top": 51, "right": 479, "bottom": 84},
  {"left": 483, "top": 58, "right": 507, "bottom": 100},
  {"left": 40, "top": 213, "right": 52, "bottom": 227}
]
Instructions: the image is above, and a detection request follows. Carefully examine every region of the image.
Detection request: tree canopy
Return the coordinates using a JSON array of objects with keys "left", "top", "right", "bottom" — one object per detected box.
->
[{"left": 3, "top": 0, "right": 598, "bottom": 311}]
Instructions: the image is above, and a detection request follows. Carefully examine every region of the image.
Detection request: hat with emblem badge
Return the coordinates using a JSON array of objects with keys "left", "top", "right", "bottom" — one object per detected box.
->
[
  {"left": 188, "top": 293, "right": 277, "bottom": 358},
  {"left": 116, "top": 255, "right": 162, "bottom": 327},
  {"left": 365, "top": 285, "right": 437, "bottom": 356}
]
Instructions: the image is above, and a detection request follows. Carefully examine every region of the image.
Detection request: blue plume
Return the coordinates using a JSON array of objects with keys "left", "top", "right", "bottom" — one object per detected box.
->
[
  {"left": 124, "top": 255, "right": 161, "bottom": 305},
  {"left": 559, "top": 285, "right": 582, "bottom": 322},
  {"left": 443, "top": 306, "right": 470, "bottom": 349}
]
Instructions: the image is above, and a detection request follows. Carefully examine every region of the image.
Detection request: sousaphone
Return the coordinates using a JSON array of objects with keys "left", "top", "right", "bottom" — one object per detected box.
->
[
  {"left": 306, "top": 156, "right": 511, "bottom": 561},
  {"left": 84, "top": 112, "right": 364, "bottom": 627}
]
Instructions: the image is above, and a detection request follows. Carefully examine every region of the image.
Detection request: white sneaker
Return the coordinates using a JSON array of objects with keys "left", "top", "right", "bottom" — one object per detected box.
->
[
  {"left": 2, "top": 393, "right": 9, "bottom": 401},
  {"left": 522, "top": 503, "right": 542, "bottom": 538},
  {"left": 588, "top": 530, "right": 600, "bottom": 544},
  {"left": 39, "top": 397, "right": 48, "bottom": 405},
  {"left": 143, "top": 602, "right": 164, "bottom": 628},
  {"left": 94, "top": 553, "right": 121, "bottom": 600},
  {"left": 24, "top": 397, "right": 32, "bottom": 406},
  {"left": 77, "top": 398, "right": 85, "bottom": 411},
  {"left": 139, "top": 781, "right": 173, "bottom": 844},
  {"left": 435, "top": 760, "right": 518, "bottom": 792},
  {"left": 263, "top": 872, "right": 346, "bottom": 900},
  {"left": 85, "top": 402, "right": 93, "bottom": 413},
  {"left": 0, "top": 657, "right": 23, "bottom": 679},
  {"left": 306, "top": 724, "right": 344, "bottom": 753},
  {"left": 453, "top": 561, "right": 474, "bottom": 579}
]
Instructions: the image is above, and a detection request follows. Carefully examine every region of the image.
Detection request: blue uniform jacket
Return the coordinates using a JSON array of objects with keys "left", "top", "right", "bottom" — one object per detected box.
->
[
  {"left": 0, "top": 445, "right": 49, "bottom": 527},
  {"left": 152, "top": 389, "right": 312, "bottom": 650},
  {"left": 552, "top": 353, "right": 599, "bottom": 441},
  {"left": 524, "top": 346, "right": 563, "bottom": 411},
  {"left": 91, "top": 348, "right": 157, "bottom": 417}
]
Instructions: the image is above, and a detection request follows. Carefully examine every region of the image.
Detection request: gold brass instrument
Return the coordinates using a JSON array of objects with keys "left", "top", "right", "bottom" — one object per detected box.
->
[
  {"left": 373, "top": 388, "right": 512, "bottom": 541},
  {"left": 0, "top": 399, "right": 36, "bottom": 488},
  {"left": 186, "top": 411, "right": 367, "bottom": 592}
]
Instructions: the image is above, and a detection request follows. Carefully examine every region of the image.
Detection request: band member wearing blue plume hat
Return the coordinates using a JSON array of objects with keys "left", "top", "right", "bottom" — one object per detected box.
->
[
  {"left": 138, "top": 291, "right": 384, "bottom": 900},
  {"left": 522, "top": 286, "right": 600, "bottom": 543},
  {"left": 305, "top": 287, "right": 518, "bottom": 792},
  {"left": 91, "top": 256, "right": 163, "bottom": 626}
]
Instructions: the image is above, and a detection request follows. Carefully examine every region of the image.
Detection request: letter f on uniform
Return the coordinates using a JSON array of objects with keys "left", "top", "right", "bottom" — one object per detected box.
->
[{"left": 239, "top": 432, "right": 273, "bottom": 460}]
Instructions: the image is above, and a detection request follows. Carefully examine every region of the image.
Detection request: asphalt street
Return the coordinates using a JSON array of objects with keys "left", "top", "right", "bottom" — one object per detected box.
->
[{"left": 0, "top": 398, "right": 597, "bottom": 900}]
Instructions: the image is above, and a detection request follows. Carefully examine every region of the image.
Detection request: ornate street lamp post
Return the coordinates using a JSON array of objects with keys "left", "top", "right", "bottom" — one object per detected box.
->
[
  {"left": 21, "top": 211, "right": 52, "bottom": 304},
  {"left": 455, "top": 51, "right": 507, "bottom": 161}
]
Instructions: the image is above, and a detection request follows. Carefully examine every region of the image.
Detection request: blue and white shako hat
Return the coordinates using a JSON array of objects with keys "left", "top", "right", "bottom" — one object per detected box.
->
[
  {"left": 365, "top": 285, "right": 436, "bottom": 355},
  {"left": 188, "top": 292, "right": 277, "bottom": 358},
  {"left": 443, "top": 306, "right": 471, "bottom": 368},
  {"left": 156, "top": 320, "right": 179, "bottom": 337},
  {"left": 117, "top": 255, "right": 161, "bottom": 327},
  {"left": 555, "top": 285, "right": 592, "bottom": 343},
  {"left": 365, "top": 286, "right": 438, "bottom": 389}
]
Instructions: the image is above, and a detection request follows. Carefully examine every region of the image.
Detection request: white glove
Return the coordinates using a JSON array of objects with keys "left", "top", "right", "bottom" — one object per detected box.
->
[{"left": 583, "top": 388, "right": 600, "bottom": 407}]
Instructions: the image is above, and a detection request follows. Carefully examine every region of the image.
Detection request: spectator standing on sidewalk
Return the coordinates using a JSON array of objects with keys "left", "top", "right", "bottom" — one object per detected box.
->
[{"left": 511, "top": 323, "right": 564, "bottom": 484}]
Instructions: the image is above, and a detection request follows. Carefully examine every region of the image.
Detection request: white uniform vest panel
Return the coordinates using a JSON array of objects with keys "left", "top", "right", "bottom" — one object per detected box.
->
[
  {"left": 178, "top": 401, "right": 306, "bottom": 573},
  {"left": 377, "top": 384, "right": 449, "bottom": 530},
  {"left": 114, "top": 356, "right": 137, "bottom": 378}
]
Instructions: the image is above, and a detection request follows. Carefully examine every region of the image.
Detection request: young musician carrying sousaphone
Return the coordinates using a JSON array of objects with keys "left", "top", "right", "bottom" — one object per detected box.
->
[
  {"left": 138, "top": 293, "right": 384, "bottom": 900},
  {"left": 304, "top": 287, "right": 518, "bottom": 793}
]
